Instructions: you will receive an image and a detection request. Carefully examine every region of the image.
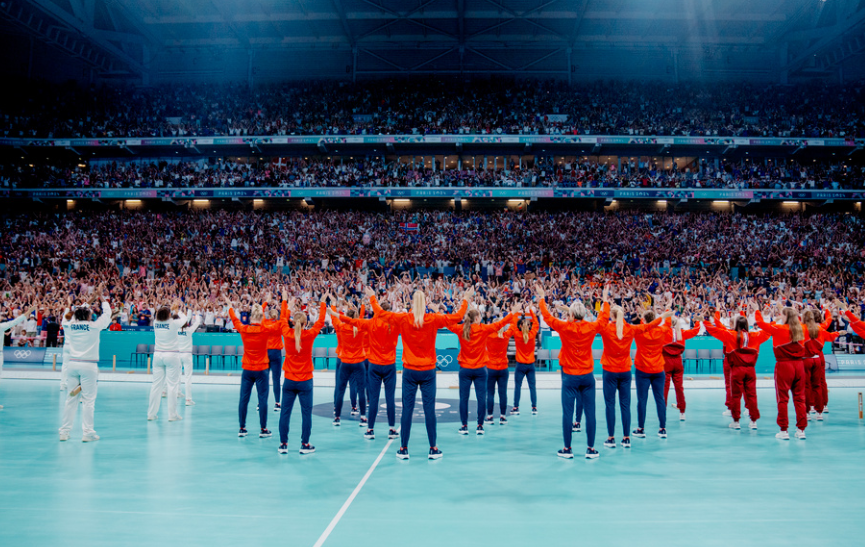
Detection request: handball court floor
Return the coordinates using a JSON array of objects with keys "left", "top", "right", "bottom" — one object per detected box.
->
[{"left": 1, "top": 379, "right": 864, "bottom": 547}]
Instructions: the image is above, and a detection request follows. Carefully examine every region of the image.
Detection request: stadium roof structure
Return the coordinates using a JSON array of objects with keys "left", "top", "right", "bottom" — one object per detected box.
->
[{"left": 1, "top": 0, "right": 864, "bottom": 83}]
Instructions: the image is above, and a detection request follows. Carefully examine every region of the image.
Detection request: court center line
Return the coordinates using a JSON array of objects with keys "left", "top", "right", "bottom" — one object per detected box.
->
[{"left": 312, "top": 429, "right": 398, "bottom": 547}]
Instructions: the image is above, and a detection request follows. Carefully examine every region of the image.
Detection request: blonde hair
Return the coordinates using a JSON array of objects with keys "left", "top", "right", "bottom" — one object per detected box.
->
[
  {"left": 802, "top": 309, "right": 820, "bottom": 340},
  {"left": 292, "top": 312, "right": 306, "bottom": 352},
  {"left": 250, "top": 303, "right": 264, "bottom": 323},
  {"left": 266, "top": 308, "right": 279, "bottom": 320},
  {"left": 782, "top": 307, "right": 804, "bottom": 343},
  {"left": 569, "top": 301, "right": 586, "bottom": 321},
  {"left": 611, "top": 306, "right": 624, "bottom": 340},
  {"left": 411, "top": 291, "right": 426, "bottom": 328},
  {"left": 520, "top": 318, "right": 531, "bottom": 343},
  {"left": 463, "top": 309, "right": 480, "bottom": 341},
  {"left": 670, "top": 316, "right": 682, "bottom": 342}
]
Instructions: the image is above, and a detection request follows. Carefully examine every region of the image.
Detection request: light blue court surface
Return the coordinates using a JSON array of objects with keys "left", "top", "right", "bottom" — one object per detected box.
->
[{"left": 1, "top": 380, "right": 864, "bottom": 547}]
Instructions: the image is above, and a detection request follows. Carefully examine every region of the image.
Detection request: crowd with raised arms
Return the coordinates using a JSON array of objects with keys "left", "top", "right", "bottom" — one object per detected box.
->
[
  {"left": 2, "top": 79, "right": 864, "bottom": 139},
  {"left": 2, "top": 156, "right": 862, "bottom": 190}
]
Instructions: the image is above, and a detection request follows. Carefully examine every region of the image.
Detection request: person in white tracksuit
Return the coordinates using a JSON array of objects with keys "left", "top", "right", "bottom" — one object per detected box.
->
[
  {"left": 59, "top": 298, "right": 112, "bottom": 441},
  {"left": 0, "top": 307, "right": 34, "bottom": 410},
  {"left": 148, "top": 304, "right": 188, "bottom": 421},
  {"left": 60, "top": 309, "right": 73, "bottom": 391},
  {"left": 177, "top": 311, "right": 201, "bottom": 406}
]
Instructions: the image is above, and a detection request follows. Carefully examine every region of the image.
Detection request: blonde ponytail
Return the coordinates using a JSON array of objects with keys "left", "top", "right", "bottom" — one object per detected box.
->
[
  {"left": 802, "top": 310, "right": 820, "bottom": 340},
  {"left": 521, "top": 319, "right": 530, "bottom": 344},
  {"left": 412, "top": 291, "right": 425, "bottom": 328},
  {"left": 463, "top": 310, "right": 480, "bottom": 341},
  {"left": 250, "top": 303, "right": 264, "bottom": 323},
  {"left": 671, "top": 316, "right": 682, "bottom": 342},
  {"left": 292, "top": 312, "right": 305, "bottom": 352},
  {"left": 612, "top": 306, "right": 624, "bottom": 340},
  {"left": 784, "top": 307, "right": 804, "bottom": 343}
]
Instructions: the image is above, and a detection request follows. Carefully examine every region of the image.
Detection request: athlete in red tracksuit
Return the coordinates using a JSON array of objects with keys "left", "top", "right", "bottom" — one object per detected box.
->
[
  {"left": 660, "top": 317, "right": 700, "bottom": 420},
  {"left": 802, "top": 309, "right": 840, "bottom": 419},
  {"left": 754, "top": 308, "right": 810, "bottom": 440},
  {"left": 703, "top": 317, "right": 770, "bottom": 429}
]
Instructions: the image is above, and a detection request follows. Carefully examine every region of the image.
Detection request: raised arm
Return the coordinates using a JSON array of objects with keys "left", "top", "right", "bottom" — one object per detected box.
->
[
  {"left": 529, "top": 310, "right": 539, "bottom": 336},
  {"left": 477, "top": 313, "right": 517, "bottom": 334},
  {"left": 228, "top": 307, "right": 245, "bottom": 332},
  {"left": 0, "top": 311, "right": 30, "bottom": 333},
  {"left": 434, "top": 297, "right": 469, "bottom": 328},
  {"left": 369, "top": 294, "right": 399, "bottom": 324},
  {"left": 310, "top": 302, "right": 327, "bottom": 336},
  {"left": 702, "top": 321, "right": 733, "bottom": 345},
  {"left": 820, "top": 309, "right": 832, "bottom": 330},
  {"left": 754, "top": 310, "right": 783, "bottom": 337},
  {"left": 538, "top": 298, "right": 567, "bottom": 331},
  {"left": 94, "top": 301, "right": 113, "bottom": 331}
]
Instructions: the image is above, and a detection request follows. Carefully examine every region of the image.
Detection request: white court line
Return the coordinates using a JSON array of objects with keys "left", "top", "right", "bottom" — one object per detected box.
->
[{"left": 312, "top": 430, "right": 398, "bottom": 547}]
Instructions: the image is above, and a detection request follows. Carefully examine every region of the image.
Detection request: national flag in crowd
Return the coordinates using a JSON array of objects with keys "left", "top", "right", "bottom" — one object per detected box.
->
[{"left": 399, "top": 223, "right": 419, "bottom": 232}]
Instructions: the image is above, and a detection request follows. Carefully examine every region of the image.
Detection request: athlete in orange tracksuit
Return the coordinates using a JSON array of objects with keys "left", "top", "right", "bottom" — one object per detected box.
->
[
  {"left": 598, "top": 301, "right": 665, "bottom": 448},
  {"left": 448, "top": 309, "right": 516, "bottom": 435},
  {"left": 331, "top": 305, "right": 367, "bottom": 426},
  {"left": 632, "top": 310, "right": 680, "bottom": 438},
  {"left": 660, "top": 316, "right": 700, "bottom": 420},
  {"left": 511, "top": 310, "right": 539, "bottom": 415},
  {"left": 484, "top": 319, "right": 513, "bottom": 424},
  {"left": 331, "top": 305, "right": 360, "bottom": 415},
  {"left": 537, "top": 284, "right": 608, "bottom": 460},
  {"left": 277, "top": 298, "right": 327, "bottom": 455},
  {"left": 754, "top": 308, "right": 810, "bottom": 440},
  {"left": 368, "top": 287, "right": 471, "bottom": 460},
  {"left": 703, "top": 317, "right": 770, "bottom": 429},
  {"left": 335, "top": 304, "right": 400, "bottom": 440}
]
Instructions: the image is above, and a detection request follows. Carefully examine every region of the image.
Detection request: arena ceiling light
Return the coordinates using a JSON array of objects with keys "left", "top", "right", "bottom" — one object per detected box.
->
[
  {"left": 508, "top": 199, "right": 524, "bottom": 203},
  {"left": 126, "top": 199, "right": 141, "bottom": 204},
  {"left": 193, "top": 199, "right": 209, "bottom": 203},
  {"left": 657, "top": 200, "right": 667, "bottom": 204},
  {"left": 393, "top": 199, "right": 410, "bottom": 203},
  {"left": 783, "top": 201, "right": 799, "bottom": 205},
  {"left": 713, "top": 200, "right": 729, "bottom": 204}
]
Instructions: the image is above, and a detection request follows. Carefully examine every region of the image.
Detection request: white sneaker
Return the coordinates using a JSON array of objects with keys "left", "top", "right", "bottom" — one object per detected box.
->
[
  {"left": 82, "top": 434, "right": 100, "bottom": 442},
  {"left": 816, "top": 413, "right": 823, "bottom": 421},
  {"left": 186, "top": 399, "right": 195, "bottom": 406},
  {"left": 795, "top": 429, "right": 806, "bottom": 440},
  {"left": 59, "top": 432, "right": 70, "bottom": 441},
  {"left": 775, "top": 431, "right": 790, "bottom": 440},
  {"left": 679, "top": 412, "right": 686, "bottom": 421},
  {"left": 729, "top": 421, "right": 741, "bottom": 430},
  {"left": 807, "top": 414, "right": 814, "bottom": 421},
  {"left": 168, "top": 415, "right": 183, "bottom": 422},
  {"left": 147, "top": 415, "right": 157, "bottom": 421},
  {"left": 749, "top": 420, "right": 758, "bottom": 430},
  {"left": 809, "top": 407, "right": 816, "bottom": 415},
  {"left": 722, "top": 410, "right": 732, "bottom": 417},
  {"left": 823, "top": 405, "right": 829, "bottom": 414}
]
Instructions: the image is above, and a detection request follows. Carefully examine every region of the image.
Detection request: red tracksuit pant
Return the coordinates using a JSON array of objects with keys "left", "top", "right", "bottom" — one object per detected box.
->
[
  {"left": 730, "top": 365, "right": 759, "bottom": 422},
  {"left": 663, "top": 359, "right": 685, "bottom": 412},
  {"left": 774, "top": 359, "right": 807, "bottom": 431},
  {"left": 723, "top": 357, "right": 732, "bottom": 410},
  {"left": 803, "top": 357, "right": 827, "bottom": 413}
]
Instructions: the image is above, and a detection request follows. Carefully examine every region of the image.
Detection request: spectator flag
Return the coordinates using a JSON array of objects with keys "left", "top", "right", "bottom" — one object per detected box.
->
[{"left": 399, "top": 222, "right": 419, "bottom": 232}]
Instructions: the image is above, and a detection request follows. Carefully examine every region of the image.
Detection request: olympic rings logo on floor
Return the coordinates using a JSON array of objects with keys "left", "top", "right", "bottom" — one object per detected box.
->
[
  {"left": 436, "top": 355, "right": 453, "bottom": 367},
  {"left": 14, "top": 350, "right": 32, "bottom": 359}
]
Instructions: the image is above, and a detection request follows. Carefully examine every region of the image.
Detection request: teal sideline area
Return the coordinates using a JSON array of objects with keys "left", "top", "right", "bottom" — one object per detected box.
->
[{"left": 77, "top": 330, "right": 836, "bottom": 375}]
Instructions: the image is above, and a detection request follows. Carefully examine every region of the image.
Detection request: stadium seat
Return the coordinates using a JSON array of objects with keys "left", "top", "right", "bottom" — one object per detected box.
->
[
  {"left": 209, "top": 346, "right": 223, "bottom": 370},
  {"left": 223, "top": 346, "right": 237, "bottom": 369},
  {"left": 684, "top": 349, "right": 697, "bottom": 372},
  {"left": 709, "top": 349, "right": 725, "bottom": 373},
  {"left": 697, "top": 349, "right": 711, "bottom": 373},
  {"left": 130, "top": 343, "right": 148, "bottom": 368},
  {"left": 312, "top": 347, "right": 327, "bottom": 368}
]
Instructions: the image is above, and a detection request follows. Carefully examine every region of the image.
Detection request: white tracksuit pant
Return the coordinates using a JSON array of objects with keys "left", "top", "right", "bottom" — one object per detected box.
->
[
  {"left": 148, "top": 352, "right": 182, "bottom": 420},
  {"left": 180, "top": 353, "right": 193, "bottom": 401},
  {"left": 59, "top": 360, "right": 99, "bottom": 436}
]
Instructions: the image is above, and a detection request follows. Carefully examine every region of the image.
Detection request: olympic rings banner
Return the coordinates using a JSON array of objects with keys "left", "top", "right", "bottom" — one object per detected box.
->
[
  {"left": 3, "top": 347, "right": 47, "bottom": 363},
  {"left": 11, "top": 188, "right": 865, "bottom": 200}
]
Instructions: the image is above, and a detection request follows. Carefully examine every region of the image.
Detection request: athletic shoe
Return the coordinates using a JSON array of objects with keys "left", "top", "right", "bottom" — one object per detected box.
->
[
  {"left": 396, "top": 447, "right": 410, "bottom": 460},
  {"left": 621, "top": 437, "right": 631, "bottom": 448},
  {"left": 278, "top": 443, "right": 288, "bottom": 454},
  {"left": 749, "top": 420, "right": 758, "bottom": 430},
  {"left": 816, "top": 413, "right": 824, "bottom": 421},
  {"left": 168, "top": 415, "right": 183, "bottom": 422},
  {"left": 273, "top": 403, "right": 281, "bottom": 412},
  {"left": 428, "top": 447, "right": 443, "bottom": 460},
  {"left": 604, "top": 438, "right": 617, "bottom": 448},
  {"left": 358, "top": 417, "right": 368, "bottom": 427},
  {"left": 557, "top": 447, "right": 574, "bottom": 459},
  {"left": 632, "top": 428, "right": 646, "bottom": 438},
  {"left": 332, "top": 417, "right": 341, "bottom": 426},
  {"left": 510, "top": 407, "right": 520, "bottom": 415},
  {"left": 807, "top": 413, "right": 814, "bottom": 421},
  {"left": 795, "top": 429, "right": 806, "bottom": 440},
  {"left": 364, "top": 429, "right": 375, "bottom": 440},
  {"left": 499, "top": 416, "right": 508, "bottom": 425},
  {"left": 484, "top": 415, "right": 494, "bottom": 424},
  {"left": 388, "top": 429, "right": 399, "bottom": 439},
  {"left": 59, "top": 433, "right": 69, "bottom": 441},
  {"left": 679, "top": 412, "right": 686, "bottom": 421},
  {"left": 147, "top": 415, "right": 157, "bottom": 421},
  {"left": 532, "top": 407, "right": 538, "bottom": 415},
  {"left": 238, "top": 428, "right": 249, "bottom": 437},
  {"left": 82, "top": 434, "right": 100, "bottom": 442},
  {"left": 823, "top": 405, "right": 829, "bottom": 414},
  {"left": 260, "top": 429, "right": 272, "bottom": 438},
  {"left": 458, "top": 425, "right": 469, "bottom": 435},
  {"left": 729, "top": 421, "right": 741, "bottom": 430},
  {"left": 573, "top": 422, "right": 581, "bottom": 433},
  {"left": 186, "top": 400, "right": 195, "bottom": 406},
  {"left": 256, "top": 405, "right": 259, "bottom": 411},
  {"left": 476, "top": 425, "right": 485, "bottom": 436},
  {"left": 723, "top": 410, "right": 732, "bottom": 417},
  {"left": 299, "top": 443, "right": 315, "bottom": 454},
  {"left": 658, "top": 429, "right": 667, "bottom": 438},
  {"left": 775, "top": 431, "right": 790, "bottom": 440},
  {"left": 586, "top": 448, "right": 599, "bottom": 459},
  {"left": 351, "top": 407, "right": 359, "bottom": 416},
  {"left": 809, "top": 407, "right": 816, "bottom": 415}
]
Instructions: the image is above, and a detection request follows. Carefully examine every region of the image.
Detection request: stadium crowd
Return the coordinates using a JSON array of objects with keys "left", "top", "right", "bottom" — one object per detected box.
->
[
  {"left": 2, "top": 79, "right": 864, "bottom": 139},
  {"left": 3, "top": 156, "right": 862, "bottom": 190},
  {"left": 1, "top": 209, "right": 863, "bottom": 346}
]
